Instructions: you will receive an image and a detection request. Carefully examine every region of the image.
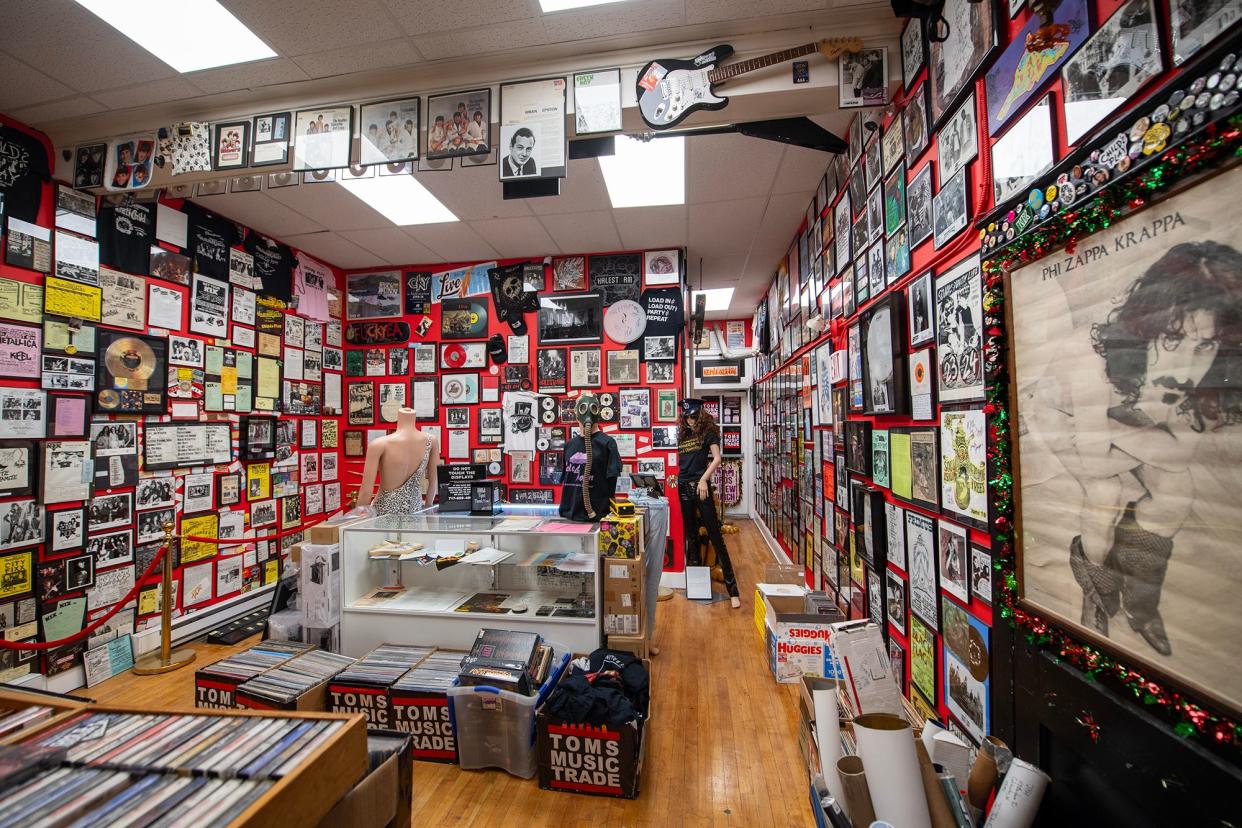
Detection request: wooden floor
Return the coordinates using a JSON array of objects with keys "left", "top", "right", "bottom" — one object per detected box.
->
[{"left": 89, "top": 520, "right": 814, "bottom": 828}]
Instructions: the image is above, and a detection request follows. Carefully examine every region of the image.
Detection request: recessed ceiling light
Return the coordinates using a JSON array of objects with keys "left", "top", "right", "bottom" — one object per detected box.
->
[
  {"left": 539, "top": 0, "right": 627, "bottom": 11},
  {"left": 693, "top": 287, "right": 735, "bottom": 312},
  {"left": 75, "top": 0, "right": 276, "bottom": 73},
  {"left": 599, "top": 135, "right": 685, "bottom": 208},
  {"left": 337, "top": 174, "right": 457, "bottom": 226}
]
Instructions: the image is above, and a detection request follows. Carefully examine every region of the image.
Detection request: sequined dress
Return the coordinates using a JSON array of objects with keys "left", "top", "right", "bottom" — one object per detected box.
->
[{"left": 372, "top": 439, "right": 432, "bottom": 516}]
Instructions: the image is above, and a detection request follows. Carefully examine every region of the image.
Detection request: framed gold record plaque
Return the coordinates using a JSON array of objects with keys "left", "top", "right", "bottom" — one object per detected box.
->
[{"left": 95, "top": 330, "right": 167, "bottom": 415}]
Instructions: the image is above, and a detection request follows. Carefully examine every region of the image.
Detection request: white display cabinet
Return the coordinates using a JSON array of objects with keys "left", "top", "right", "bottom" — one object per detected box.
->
[{"left": 339, "top": 508, "right": 602, "bottom": 655}]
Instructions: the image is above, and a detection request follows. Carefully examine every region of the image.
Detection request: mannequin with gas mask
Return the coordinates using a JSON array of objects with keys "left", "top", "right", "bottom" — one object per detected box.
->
[
  {"left": 559, "top": 393, "right": 622, "bottom": 522},
  {"left": 677, "top": 398, "right": 740, "bottom": 607}
]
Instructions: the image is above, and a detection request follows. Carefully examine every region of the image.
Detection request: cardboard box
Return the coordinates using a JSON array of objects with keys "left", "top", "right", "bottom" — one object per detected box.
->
[
  {"left": 761, "top": 586, "right": 843, "bottom": 684},
  {"left": 309, "top": 512, "right": 371, "bottom": 545},
  {"left": 389, "top": 689, "right": 458, "bottom": 763},
  {"left": 605, "top": 634, "right": 648, "bottom": 660},
  {"left": 300, "top": 542, "right": 341, "bottom": 628},
  {"left": 314, "top": 745, "right": 400, "bottom": 828},
  {"left": 599, "top": 514, "right": 642, "bottom": 560},
  {"left": 235, "top": 677, "right": 332, "bottom": 712},
  {"left": 193, "top": 640, "right": 313, "bottom": 709},
  {"left": 537, "top": 658, "right": 650, "bottom": 799},
  {"left": 603, "top": 553, "right": 645, "bottom": 637}
]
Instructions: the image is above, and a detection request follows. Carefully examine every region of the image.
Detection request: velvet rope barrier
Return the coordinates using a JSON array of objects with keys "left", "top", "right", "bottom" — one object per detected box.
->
[{"left": 0, "top": 543, "right": 168, "bottom": 651}]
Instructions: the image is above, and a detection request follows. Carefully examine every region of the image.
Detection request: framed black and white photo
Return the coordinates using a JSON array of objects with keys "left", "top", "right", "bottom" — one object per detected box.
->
[
  {"left": 573, "top": 68, "right": 623, "bottom": 135},
  {"left": 47, "top": 506, "right": 85, "bottom": 555},
  {"left": 839, "top": 47, "right": 889, "bottom": 108},
  {"left": 867, "top": 239, "right": 886, "bottom": 298},
  {"left": 971, "top": 545, "right": 992, "bottom": 605},
  {"left": 863, "top": 295, "right": 907, "bottom": 415},
  {"left": 135, "top": 476, "right": 175, "bottom": 510},
  {"left": 934, "top": 255, "right": 984, "bottom": 402},
  {"left": 136, "top": 508, "right": 174, "bottom": 545},
  {"left": 938, "top": 518, "right": 971, "bottom": 602},
  {"left": 293, "top": 106, "right": 353, "bottom": 171},
  {"left": 500, "top": 77, "right": 567, "bottom": 181},
  {"left": 927, "top": 0, "right": 997, "bottom": 128},
  {"left": 607, "top": 349, "right": 640, "bottom": 385},
  {"left": 932, "top": 168, "right": 969, "bottom": 249},
  {"left": 900, "top": 19, "right": 925, "bottom": 90},
  {"left": 1062, "top": 0, "right": 1163, "bottom": 146},
  {"left": 1170, "top": 0, "right": 1239, "bottom": 65},
  {"left": 537, "top": 348, "right": 567, "bottom": 394},
  {"left": 167, "top": 334, "right": 204, "bottom": 368},
  {"left": 990, "top": 95, "right": 1055, "bottom": 206},
  {"left": 64, "top": 554, "right": 94, "bottom": 590},
  {"left": 182, "top": 472, "right": 215, "bottom": 515},
  {"left": 866, "top": 186, "right": 884, "bottom": 243},
  {"left": 907, "top": 271, "right": 935, "bottom": 346},
  {"left": 885, "top": 569, "right": 908, "bottom": 634},
  {"left": 213, "top": 120, "right": 249, "bottom": 170},
  {"left": 42, "top": 440, "right": 90, "bottom": 505},
  {"left": 88, "top": 528, "right": 132, "bottom": 568},
  {"left": 88, "top": 492, "right": 131, "bottom": 531},
  {"left": 189, "top": 273, "right": 229, "bottom": 337},
  {"left": 359, "top": 97, "right": 420, "bottom": 164},
  {"left": 251, "top": 112, "right": 291, "bottom": 167},
  {"left": 569, "top": 348, "right": 601, "bottom": 388},
  {"left": 903, "top": 83, "right": 930, "bottom": 166},
  {"left": 881, "top": 119, "right": 905, "bottom": 177},
  {"left": 347, "top": 271, "right": 402, "bottom": 320},
  {"left": 906, "top": 509, "right": 939, "bottom": 630},
  {"left": 0, "top": 388, "right": 44, "bottom": 439},
  {"left": 646, "top": 361, "right": 675, "bottom": 385},
  {"left": 937, "top": 93, "right": 978, "bottom": 185},
  {"left": 427, "top": 89, "right": 491, "bottom": 159},
  {"left": 833, "top": 194, "right": 852, "bottom": 271},
  {"left": 906, "top": 162, "right": 935, "bottom": 248},
  {"left": 538, "top": 292, "right": 603, "bottom": 344},
  {"left": 652, "top": 426, "right": 678, "bottom": 450}
]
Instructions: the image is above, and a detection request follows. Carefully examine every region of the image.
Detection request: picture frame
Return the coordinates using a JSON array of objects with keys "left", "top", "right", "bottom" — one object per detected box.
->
[
  {"left": 293, "top": 106, "right": 354, "bottom": 171},
  {"left": 881, "top": 119, "right": 905, "bottom": 178},
  {"left": 41, "top": 441, "right": 90, "bottom": 505},
  {"left": 569, "top": 347, "right": 601, "bottom": 388},
  {"left": 88, "top": 527, "right": 133, "bottom": 568},
  {"left": 907, "top": 271, "right": 935, "bottom": 346},
  {"left": 906, "top": 509, "right": 940, "bottom": 630},
  {"left": 937, "top": 518, "right": 971, "bottom": 603},
  {"left": 839, "top": 47, "right": 890, "bottom": 108},
  {"left": 182, "top": 472, "right": 215, "bottom": 516},
  {"left": 358, "top": 97, "right": 420, "bottom": 165},
  {"left": 932, "top": 168, "right": 969, "bottom": 250},
  {"left": 94, "top": 330, "right": 168, "bottom": 416},
  {"left": 440, "top": 297, "right": 488, "bottom": 340},
  {"left": 900, "top": 18, "right": 926, "bottom": 91},
  {"left": 189, "top": 273, "right": 229, "bottom": 338},
  {"left": 606, "top": 349, "right": 640, "bottom": 385},
  {"left": 426, "top": 89, "right": 491, "bottom": 159},
  {"left": 537, "top": 292, "right": 603, "bottom": 344},
  {"left": 883, "top": 164, "right": 907, "bottom": 237},
  {"left": 0, "top": 440, "right": 35, "bottom": 497},
  {"left": 135, "top": 476, "right": 175, "bottom": 510},
  {"left": 619, "top": 388, "right": 651, "bottom": 430},
  {"left": 573, "top": 68, "right": 623, "bottom": 135},
  {"left": 552, "top": 256, "right": 587, "bottom": 291},
  {"left": 906, "top": 162, "right": 935, "bottom": 249},
  {"left": 903, "top": 82, "right": 931, "bottom": 166},
  {"left": 937, "top": 92, "right": 978, "bottom": 186},
  {"left": 499, "top": 76, "right": 568, "bottom": 181},
  {"left": 927, "top": 0, "right": 998, "bottom": 129},
  {"left": 0, "top": 387, "right": 45, "bottom": 439},
  {"left": 646, "top": 361, "right": 675, "bottom": 385},
  {"left": 212, "top": 120, "right": 250, "bottom": 170},
  {"left": 909, "top": 613, "right": 939, "bottom": 705},
  {"left": 845, "top": 420, "right": 872, "bottom": 476},
  {"left": 933, "top": 254, "right": 985, "bottom": 402},
  {"left": 863, "top": 294, "right": 908, "bottom": 415},
  {"left": 251, "top": 112, "right": 291, "bottom": 167},
  {"left": 347, "top": 271, "right": 402, "bottom": 320},
  {"left": 990, "top": 95, "right": 1056, "bottom": 207},
  {"left": 440, "top": 373, "right": 479, "bottom": 405},
  {"left": 141, "top": 422, "right": 232, "bottom": 471},
  {"left": 88, "top": 492, "right": 132, "bottom": 531},
  {"left": 46, "top": 506, "right": 85, "bottom": 555},
  {"left": 939, "top": 407, "right": 988, "bottom": 528},
  {"left": 970, "top": 544, "right": 992, "bottom": 605},
  {"left": 536, "top": 348, "right": 567, "bottom": 394}
]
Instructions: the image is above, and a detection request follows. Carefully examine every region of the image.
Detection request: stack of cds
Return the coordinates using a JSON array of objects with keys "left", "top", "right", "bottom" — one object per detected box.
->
[
  {"left": 393, "top": 650, "right": 468, "bottom": 693},
  {"left": 197, "top": 640, "right": 313, "bottom": 682},
  {"left": 0, "top": 705, "right": 55, "bottom": 738},
  {"left": 236, "top": 650, "right": 356, "bottom": 705},
  {"left": 333, "top": 644, "right": 434, "bottom": 686}
]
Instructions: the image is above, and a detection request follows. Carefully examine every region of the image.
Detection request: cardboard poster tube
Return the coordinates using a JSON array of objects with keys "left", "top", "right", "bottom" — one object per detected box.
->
[
  {"left": 915, "top": 740, "right": 959, "bottom": 828},
  {"left": 982, "top": 759, "right": 1050, "bottom": 828},
  {"left": 838, "top": 755, "right": 877, "bottom": 826},
  {"left": 815, "top": 686, "right": 848, "bottom": 811},
  {"left": 853, "top": 714, "right": 933, "bottom": 828},
  {"left": 968, "top": 736, "right": 1009, "bottom": 811}
]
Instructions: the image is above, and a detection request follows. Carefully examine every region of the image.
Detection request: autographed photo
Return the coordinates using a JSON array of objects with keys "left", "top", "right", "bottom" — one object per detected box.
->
[{"left": 1010, "top": 165, "right": 1242, "bottom": 712}]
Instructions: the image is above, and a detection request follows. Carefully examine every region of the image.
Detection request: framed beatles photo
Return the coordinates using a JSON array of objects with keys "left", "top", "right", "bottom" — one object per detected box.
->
[
  {"left": 293, "top": 106, "right": 353, "bottom": 170},
  {"left": 359, "top": 97, "right": 420, "bottom": 164},
  {"left": 212, "top": 120, "right": 250, "bottom": 170},
  {"left": 251, "top": 112, "right": 291, "bottom": 167},
  {"left": 426, "top": 89, "right": 491, "bottom": 159}
]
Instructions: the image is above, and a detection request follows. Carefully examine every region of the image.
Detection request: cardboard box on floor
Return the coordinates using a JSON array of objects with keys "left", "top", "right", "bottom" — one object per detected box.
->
[
  {"left": 603, "top": 552, "right": 644, "bottom": 637},
  {"left": 605, "top": 634, "right": 648, "bottom": 660},
  {"left": 194, "top": 639, "right": 316, "bottom": 709},
  {"left": 315, "top": 730, "right": 412, "bottom": 828},
  {"left": 758, "top": 584, "right": 844, "bottom": 684}
]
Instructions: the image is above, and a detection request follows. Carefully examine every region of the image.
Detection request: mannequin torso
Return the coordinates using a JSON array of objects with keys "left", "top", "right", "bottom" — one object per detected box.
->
[{"left": 357, "top": 408, "right": 440, "bottom": 513}]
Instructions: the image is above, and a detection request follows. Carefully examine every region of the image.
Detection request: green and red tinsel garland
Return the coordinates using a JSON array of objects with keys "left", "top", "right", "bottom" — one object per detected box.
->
[{"left": 982, "top": 115, "right": 1242, "bottom": 751}]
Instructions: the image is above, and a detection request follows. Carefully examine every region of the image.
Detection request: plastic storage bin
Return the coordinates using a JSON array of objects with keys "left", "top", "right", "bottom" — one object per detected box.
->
[{"left": 448, "top": 640, "right": 571, "bottom": 778}]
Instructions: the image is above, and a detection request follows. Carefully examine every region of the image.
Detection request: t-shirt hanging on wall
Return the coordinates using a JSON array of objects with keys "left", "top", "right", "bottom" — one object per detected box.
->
[
  {"left": 502, "top": 391, "right": 539, "bottom": 454},
  {"left": 0, "top": 125, "right": 49, "bottom": 223},
  {"left": 559, "top": 431, "right": 621, "bottom": 522},
  {"left": 185, "top": 203, "right": 240, "bottom": 281},
  {"left": 245, "top": 232, "right": 296, "bottom": 302},
  {"left": 97, "top": 200, "right": 155, "bottom": 276},
  {"left": 638, "top": 286, "right": 685, "bottom": 358},
  {"left": 294, "top": 251, "right": 331, "bottom": 321}
]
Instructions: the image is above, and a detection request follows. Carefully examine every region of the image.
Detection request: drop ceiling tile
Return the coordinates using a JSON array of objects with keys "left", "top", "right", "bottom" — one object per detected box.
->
[
  {"left": 417, "top": 166, "right": 534, "bottom": 221},
  {"left": 684, "top": 0, "right": 827, "bottom": 24},
  {"left": 265, "top": 179, "right": 394, "bottom": 232},
  {"left": 283, "top": 232, "right": 390, "bottom": 269},
  {"left": 770, "top": 144, "right": 833, "bottom": 194},
  {"left": 404, "top": 223, "right": 499, "bottom": 264},
  {"left": 692, "top": 255, "right": 748, "bottom": 288},
  {"left": 189, "top": 192, "right": 324, "bottom": 239},
  {"left": 91, "top": 77, "right": 203, "bottom": 110},
  {"left": 752, "top": 192, "right": 813, "bottom": 259},
  {"left": 687, "top": 133, "right": 784, "bottom": 204},
  {"left": 542, "top": 0, "right": 684, "bottom": 42},
  {"left": 537, "top": 210, "right": 621, "bottom": 256},
  {"left": 381, "top": 0, "right": 541, "bottom": 36},
  {"left": 687, "top": 196, "right": 767, "bottom": 257},
  {"left": 411, "top": 19, "right": 547, "bottom": 62},
  {"left": 0, "top": 1, "right": 177, "bottom": 91},
  {"left": 468, "top": 216, "right": 558, "bottom": 259},
  {"left": 611, "top": 205, "right": 686, "bottom": 250},
  {"left": 338, "top": 227, "right": 439, "bottom": 265},
  {"left": 9, "top": 96, "right": 105, "bottom": 126},
  {"left": 0, "top": 52, "right": 74, "bottom": 110},
  {"left": 226, "top": 0, "right": 401, "bottom": 55},
  {"left": 526, "top": 159, "right": 610, "bottom": 216},
  {"left": 292, "top": 37, "right": 421, "bottom": 79},
  {"left": 185, "top": 58, "right": 310, "bottom": 95}
]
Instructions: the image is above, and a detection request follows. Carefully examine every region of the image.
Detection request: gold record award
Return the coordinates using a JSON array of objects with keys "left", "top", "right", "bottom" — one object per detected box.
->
[{"left": 104, "top": 336, "right": 157, "bottom": 390}]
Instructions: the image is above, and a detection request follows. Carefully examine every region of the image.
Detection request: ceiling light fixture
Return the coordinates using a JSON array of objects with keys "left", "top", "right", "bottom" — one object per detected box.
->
[
  {"left": 74, "top": 0, "right": 276, "bottom": 73},
  {"left": 599, "top": 135, "right": 685, "bottom": 208},
  {"left": 337, "top": 175, "right": 457, "bottom": 226},
  {"left": 692, "top": 287, "right": 735, "bottom": 312},
  {"left": 539, "top": 0, "right": 627, "bottom": 12}
]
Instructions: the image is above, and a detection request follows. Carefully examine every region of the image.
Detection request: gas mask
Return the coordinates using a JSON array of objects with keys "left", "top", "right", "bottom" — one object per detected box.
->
[{"left": 575, "top": 394, "right": 601, "bottom": 519}]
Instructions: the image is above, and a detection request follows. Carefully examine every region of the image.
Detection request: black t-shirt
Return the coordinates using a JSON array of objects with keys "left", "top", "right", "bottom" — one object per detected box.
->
[
  {"left": 185, "top": 203, "right": 240, "bottom": 280},
  {"left": 244, "top": 232, "right": 296, "bottom": 301},
  {"left": 638, "top": 287, "right": 685, "bottom": 358},
  {"left": 678, "top": 429, "right": 718, "bottom": 483},
  {"left": 97, "top": 200, "right": 154, "bottom": 275},
  {"left": 559, "top": 431, "right": 622, "bottom": 522},
  {"left": 0, "top": 125, "right": 49, "bottom": 223}
]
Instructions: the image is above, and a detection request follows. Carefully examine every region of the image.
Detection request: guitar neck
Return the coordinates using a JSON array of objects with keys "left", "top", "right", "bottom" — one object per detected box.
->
[{"left": 707, "top": 42, "right": 819, "bottom": 83}]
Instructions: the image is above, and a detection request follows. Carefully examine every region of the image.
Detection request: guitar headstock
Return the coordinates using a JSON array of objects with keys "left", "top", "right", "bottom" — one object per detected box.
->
[{"left": 817, "top": 37, "right": 865, "bottom": 60}]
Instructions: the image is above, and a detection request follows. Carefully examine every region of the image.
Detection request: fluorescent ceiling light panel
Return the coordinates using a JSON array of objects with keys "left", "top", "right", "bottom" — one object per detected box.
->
[
  {"left": 540, "top": 0, "right": 627, "bottom": 11},
  {"left": 75, "top": 0, "right": 275, "bottom": 73},
  {"left": 693, "top": 287, "right": 735, "bottom": 312},
  {"left": 599, "top": 135, "right": 685, "bottom": 208},
  {"left": 337, "top": 175, "right": 457, "bottom": 226}
]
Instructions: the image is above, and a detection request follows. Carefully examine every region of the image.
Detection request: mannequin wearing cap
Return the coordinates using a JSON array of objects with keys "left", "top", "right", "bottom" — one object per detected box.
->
[
  {"left": 357, "top": 407, "right": 441, "bottom": 515},
  {"left": 677, "top": 398, "right": 741, "bottom": 607}
]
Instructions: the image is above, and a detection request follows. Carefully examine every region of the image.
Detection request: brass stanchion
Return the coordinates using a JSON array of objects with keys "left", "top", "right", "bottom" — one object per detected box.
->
[{"left": 133, "top": 521, "right": 197, "bottom": 675}]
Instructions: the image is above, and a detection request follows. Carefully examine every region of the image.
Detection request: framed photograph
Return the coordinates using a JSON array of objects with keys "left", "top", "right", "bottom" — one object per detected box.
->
[
  {"left": 900, "top": 19, "right": 926, "bottom": 90},
  {"left": 906, "top": 509, "right": 939, "bottom": 630},
  {"left": 213, "top": 120, "right": 250, "bottom": 169},
  {"left": 863, "top": 295, "right": 907, "bottom": 415},
  {"left": 991, "top": 96, "right": 1055, "bottom": 206},
  {"left": 881, "top": 120, "right": 905, "bottom": 179},
  {"left": 574, "top": 68, "right": 623, "bottom": 135},
  {"left": 569, "top": 348, "right": 601, "bottom": 388},
  {"left": 833, "top": 194, "right": 852, "bottom": 270},
  {"left": 839, "top": 47, "right": 890, "bottom": 108},
  {"left": 136, "top": 508, "right": 175, "bottom": 546},
  {"left": 251, "top": 112, "right": 291, "bottom": 167},
  {"left": 932, "top": 168, "right": 969, "bottom": 249},
  {"left": 538, "top": 292, "right": 603, "bottom": 344},
  {"left": 967, "top": 545, "right": 992, "bottom": 606},
  {"left": 359, "top": 97, "right": 420, "bottom": 164},
  {"left": 984, "top": 0, "right": 1089, "bottom": 136},
  {"left": 536, "top": 349, "right": 567, "bottom": 394},
  {"left": 942, "top": 597, "right": 991, "bottom": 741},
  {"left": 656, "top": 389, "right": 678, "bottom": 422},
  {"left": 865, "top": 149, "right": 884, "bottom": 196},
  {"left": 934, "top": 255, "right": 984, "bottom": 402},
  {"left": 88, "top": 492, "right": 131, "bottom": 531},
  {"left": 883, "top": 165, "right": 906, "bottom": 237},
  {"left": 886, "top": 227, "right": 911, "bottom": 285},
  {"left": 607, "top": 349, "right": 640, "bottom": 385},
  {"left": 938, "top": 518, "right": 971, "bottom": 602},
  {"left": 1170, "top": 0, "right": 1238, "bottom": 65},
  {"left": 619, "top": 388, "right": 651, "bottom": 430},
  {"left": 906, "top": 162, "right": 935, "bottom": 249},
  {"left": 182, "top": 472, "right": 215, "bottom": 515},
  {"left": 867, "top": 240, "right": 885, "bottom": 298},
  {"left": 88, "top": 528, "right": 133, "bottom": 568},
  {"left": 478, "top": 407, "right": 503, "bottom": 444},
  {"left": 0, "top": 388, "right": 45, "bottom": 440},
  {"left": 1062, "top": 0, "right": 1162, "bottom": 146},
  {"left": 646, "top": 361, "right": 675, "bottom": 385},
  {"left": 42, "top": 441, "right": 90, "bottom": 505},
  {"left": 293, "top": 106, "right": 354, "bottom": 170},
  {"left": 347, "top": 271, "right": 402, "bottom": 320},
  {"left": 927, "top": 0, "right": 997, "bottom": 128},
  {"left": 907, "top": 271, "right": 935, "bottom": 346},
  {"left": 135, "top": 476, "right": 175, "bottom": 510},
  {"left": 937, "top": 93, "right": 978, "bottom": 186},
  {"left": 845, "top": 420, "right": 872, "bottom": 476},
  {"left": 903, "top": 83, "right": 930, "bottom": 166},
  {"left": 426, "top": 89, "right": 491, "bottom": 159},
  {"left": 46, "top": 506, "right": 85, "bottom": 556},
  {"left": 651, "top": 425, "right": 678, "bottom": 450},
  {"left": 500, "top": 76, "right": 568, "bottom": 181}
]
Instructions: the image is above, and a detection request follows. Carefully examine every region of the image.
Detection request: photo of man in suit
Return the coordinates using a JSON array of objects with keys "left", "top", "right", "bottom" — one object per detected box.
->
[{"left": 502, "top": 127, "right": 539, "bottom": 179}]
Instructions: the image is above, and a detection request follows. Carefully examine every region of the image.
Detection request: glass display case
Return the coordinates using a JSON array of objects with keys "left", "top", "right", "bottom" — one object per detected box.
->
[{"left": 339, "top": 506, "right": 602, "bottom": 655}]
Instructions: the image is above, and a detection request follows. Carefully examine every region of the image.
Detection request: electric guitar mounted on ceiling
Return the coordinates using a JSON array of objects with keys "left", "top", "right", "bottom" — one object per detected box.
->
[{"left": 635, "top": 37, "right": 863, "bottom": 131}]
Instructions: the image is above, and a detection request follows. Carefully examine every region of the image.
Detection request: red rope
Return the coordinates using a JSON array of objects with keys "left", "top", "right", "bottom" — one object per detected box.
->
[{"left": 0, "top": 544, "right": 168, "bottom": 651}]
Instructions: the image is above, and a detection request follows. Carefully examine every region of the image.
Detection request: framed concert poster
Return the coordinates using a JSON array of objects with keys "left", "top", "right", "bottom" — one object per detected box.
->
[
  {"left": 933, "top": 255, "right": 984, "bottom": 402},
  {"left": 1008, "top": 165, "right": 1242, "bottom": 715},
  {"left": 927, "top": 0, "right": 997, "bottom": 129}
]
